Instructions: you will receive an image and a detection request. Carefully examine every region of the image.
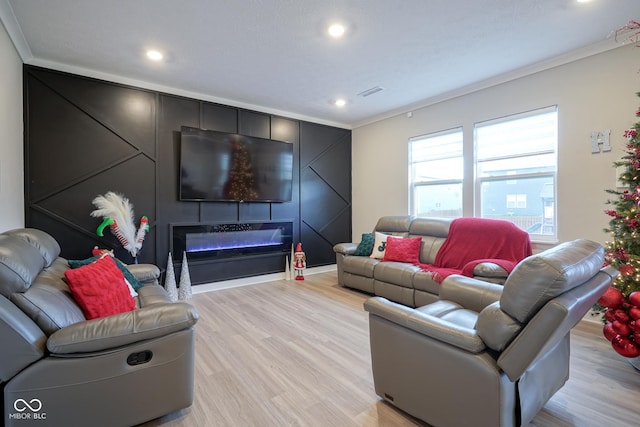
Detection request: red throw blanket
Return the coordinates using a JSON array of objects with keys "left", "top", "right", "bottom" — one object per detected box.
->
[{"left": 420, "top": 217, "right": 532, "bottom": 282}]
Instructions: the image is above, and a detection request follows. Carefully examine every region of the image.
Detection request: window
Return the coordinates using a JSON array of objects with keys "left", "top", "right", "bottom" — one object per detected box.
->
[
  {"left": 506, "top": 194, "right": 527, "bottom": 209},
  {"left": 475, "top": 106, "right": 557, "bottom": 239},
  {"left": 409, "top": 128, "right": 463, "bottom": 218}
]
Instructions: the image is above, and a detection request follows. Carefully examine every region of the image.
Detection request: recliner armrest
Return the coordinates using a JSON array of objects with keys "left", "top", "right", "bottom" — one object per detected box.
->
[
  {"left": 126, "top": 263, "right": 161, "bottom": 285},
  {"left": 473, "top": 261, "right": 509, "bottom": 279},
  {"left": 364, "top": 296, "right": 486, "bottom": 353},
  {"left": 333, "top": 242, "right": 358, "bottom": 255},
  {"left": 439, "top": 275, "right": 504, "bottom": 313},
  {"left": 46, "top": 302, "right": 199, "bottom": 354}
]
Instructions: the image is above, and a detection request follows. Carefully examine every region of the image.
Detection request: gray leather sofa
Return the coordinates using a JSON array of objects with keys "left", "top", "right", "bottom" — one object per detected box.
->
[
  {"left": 334, "top": 216, "right": 523, "bottom": 307},
  {"left": 364, "top": 239, "right": 616, "bottom": 427},
  {"left": 0, "top": 228, "right": 199, "bottom": 427}
]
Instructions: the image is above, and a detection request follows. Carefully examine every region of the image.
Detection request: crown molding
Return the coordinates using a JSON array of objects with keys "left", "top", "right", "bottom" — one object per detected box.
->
[
  {"left": 0, "top": 0, "right": 32, "bottom": 61},
  {"left": 24, "top": 57, "right": 353, "bottom": 130}
]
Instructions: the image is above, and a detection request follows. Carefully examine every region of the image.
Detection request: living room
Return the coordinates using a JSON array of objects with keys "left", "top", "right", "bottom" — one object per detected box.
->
[{"left": 1, "top": 1, "right": 640, "bottom": 426}]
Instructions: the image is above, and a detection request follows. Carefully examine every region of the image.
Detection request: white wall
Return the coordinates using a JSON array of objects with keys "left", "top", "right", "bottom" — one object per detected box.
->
[
  {"left": 352, "top": 44, "right": 640, "bottom": 247},
  {"left": 0, "top": 19, "right": 23, "bottom": 231}
]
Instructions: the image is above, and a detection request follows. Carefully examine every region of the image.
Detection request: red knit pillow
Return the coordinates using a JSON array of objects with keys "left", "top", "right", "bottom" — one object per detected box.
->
[
  {"left": 64, "top": 255, "right": 136, "bottom": 320},
  {"left": 382, "top": 236, "right": 422, "bottom": 264}
]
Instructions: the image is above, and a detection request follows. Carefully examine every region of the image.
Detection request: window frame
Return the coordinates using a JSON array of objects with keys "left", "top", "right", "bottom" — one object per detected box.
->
[
  {"left": 408, "top": 127, "right": 464, "bottom": 219},
  {"left": 473, "top": 106, "right": 558, "bottom": 242}
]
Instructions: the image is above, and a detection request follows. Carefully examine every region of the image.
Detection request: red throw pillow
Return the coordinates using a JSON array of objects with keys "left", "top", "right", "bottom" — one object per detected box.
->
[
  {"left": 382, "top": 236, "right": 422, "bottom": 264},
  {"left": 64, "top": 255, "right": 136, "bottom": 320}
]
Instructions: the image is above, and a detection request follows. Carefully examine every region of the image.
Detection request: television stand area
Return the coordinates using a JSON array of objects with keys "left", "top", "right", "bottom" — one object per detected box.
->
[{"left": 170, "top": 221, "right": 294, "bottom": 284}]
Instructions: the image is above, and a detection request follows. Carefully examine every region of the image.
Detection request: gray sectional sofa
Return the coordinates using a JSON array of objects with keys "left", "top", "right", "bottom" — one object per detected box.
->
[{"left": 333, "top": 216, "right": 528, "bottom": 307}]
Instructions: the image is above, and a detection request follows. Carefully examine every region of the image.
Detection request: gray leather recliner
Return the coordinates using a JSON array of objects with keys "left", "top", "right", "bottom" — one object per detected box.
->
[
  {"left": 0, "top": 228, "right": 199, "bottom": 427},
  {"left": 364, "top": 238, "right": 616, "bottom": 427}
]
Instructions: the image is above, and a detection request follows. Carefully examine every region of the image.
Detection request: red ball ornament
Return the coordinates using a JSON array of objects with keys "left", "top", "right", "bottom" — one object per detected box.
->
[
  {"left": 614, "top": 309, "right": 630, "bottom": 323},
  {"left": 612, "top": 335, "right": 640, "bottom": 358},
  {"left": 604, "top": 309, "right": 617, "bottom": 323},
  {"left": 598, "top": 286, "right": 625, "bottom": 309},
  {"left": 612, "top": 320, "right": 632, "bottom": 337},
  {"left": 629, "top": 306, "right": 640, "bottom": 320},
  {"left": 629, "top": 291, "right": 640, "bottom": 307},
  {"left": 603, "top": 322, "right": 617, "bottom": 342}
]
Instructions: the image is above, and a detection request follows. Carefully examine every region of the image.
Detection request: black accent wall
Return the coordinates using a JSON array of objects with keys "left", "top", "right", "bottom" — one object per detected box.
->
[{"left": 24, "top": 65, "right": 351, "bottom": 284}]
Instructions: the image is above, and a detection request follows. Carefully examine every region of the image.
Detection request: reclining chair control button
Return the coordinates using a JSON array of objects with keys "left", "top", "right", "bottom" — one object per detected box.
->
[{"left": 127, "top": 350, "right": 153, "bottom": 366}]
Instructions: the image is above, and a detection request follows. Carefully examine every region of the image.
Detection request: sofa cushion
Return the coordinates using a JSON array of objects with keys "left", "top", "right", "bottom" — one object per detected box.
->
[
  {"left": 500, "top": 239, "right": 604, "bottom": 323},
  {"left": 0, "top": 235, "right": 47, "bottom": 298},
  {"left": 343, "top": 256, "right": 379, "bottom": 277},
  {"left": 476, "top": 301, "right": 522, "bottom": 351},
  {"left": 370, "top": 232, "right": 390, "bottom": 259},
  {"left": 374, "top": 216, "right": 413, "bottom": 235},
  {"left": 374, "top": 262, "right": 421, "bottom": 288},
  {"left": 3, "top": 228, "right": 61, "bottom": 267},
  {"left": 11, "top": 279, "right": 87, "bottom": 336},
  {"left": 413, "top": 270, "right": 441, "bottom": 295},
  {"left": 382, "top": 236, "right": 422, "bottom": 264},
  {"left": 354, "top": 233, "right": 375, "bottom": 256},
  {"left": 64, "top": 255, "right": 136, "bottom": 320}
]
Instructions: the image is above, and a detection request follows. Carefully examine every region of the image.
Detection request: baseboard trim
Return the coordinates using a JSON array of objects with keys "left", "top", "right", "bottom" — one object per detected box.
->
[{"left": 191, "top": 264, "right": 337, "bottom": 294}]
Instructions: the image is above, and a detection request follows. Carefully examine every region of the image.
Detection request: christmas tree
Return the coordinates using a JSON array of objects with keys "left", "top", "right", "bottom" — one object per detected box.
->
[
  {"left": 223, "top": 142, "right": 258, "bottom": 200},
  {"left": 599, "top": 91, "right": 640, "bottom": 359}
]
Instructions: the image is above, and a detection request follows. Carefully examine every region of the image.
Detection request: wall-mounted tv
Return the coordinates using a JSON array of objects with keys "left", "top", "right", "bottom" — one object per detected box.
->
[{"left": 179, "top": 126, "right": 294, "bottom": 202}]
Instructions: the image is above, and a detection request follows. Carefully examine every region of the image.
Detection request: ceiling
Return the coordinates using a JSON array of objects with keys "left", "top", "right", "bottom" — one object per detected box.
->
[{"left": 1, "top": 0, "right": 639, "bottom": 128}]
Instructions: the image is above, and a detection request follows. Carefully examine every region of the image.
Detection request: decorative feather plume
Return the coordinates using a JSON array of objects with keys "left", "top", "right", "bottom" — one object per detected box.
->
[{"left": 90, "top": 192, "right": 138, "bottom": 256}]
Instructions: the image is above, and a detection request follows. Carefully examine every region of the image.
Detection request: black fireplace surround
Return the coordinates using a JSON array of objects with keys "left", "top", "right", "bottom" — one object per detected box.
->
[{"left": 171, "top": 222, "right": 293, "bottom": 261}]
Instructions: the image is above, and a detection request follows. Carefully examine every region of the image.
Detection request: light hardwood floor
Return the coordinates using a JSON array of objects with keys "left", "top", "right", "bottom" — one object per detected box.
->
[{"left": 141, "top": 271, "right": 640, "bottom": 427}]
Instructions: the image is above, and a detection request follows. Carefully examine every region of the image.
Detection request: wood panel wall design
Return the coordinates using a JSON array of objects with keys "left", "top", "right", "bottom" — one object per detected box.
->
[{"left": 24, "top": 66, "right": 351, "bottom": 284}]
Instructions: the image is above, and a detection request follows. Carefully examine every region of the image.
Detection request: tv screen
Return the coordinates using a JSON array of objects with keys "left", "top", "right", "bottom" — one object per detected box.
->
[{"left": 179, "top": 126, "right": 294, "bottom": 202}]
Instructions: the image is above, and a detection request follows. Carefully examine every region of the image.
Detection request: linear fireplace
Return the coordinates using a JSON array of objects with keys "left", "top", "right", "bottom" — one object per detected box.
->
[{"left": 171, "top": 221, "right": 293, "bottom": 261}]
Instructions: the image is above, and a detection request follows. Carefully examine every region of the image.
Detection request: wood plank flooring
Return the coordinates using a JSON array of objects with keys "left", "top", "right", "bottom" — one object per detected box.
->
[{"left": 141, "top": 271, "right": 640, "bottom": 427}]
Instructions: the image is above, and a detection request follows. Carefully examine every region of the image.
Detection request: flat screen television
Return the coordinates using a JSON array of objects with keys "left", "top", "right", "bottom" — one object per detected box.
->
[{"left": 179, "top": 126, "right": 294, "bottom": 202}]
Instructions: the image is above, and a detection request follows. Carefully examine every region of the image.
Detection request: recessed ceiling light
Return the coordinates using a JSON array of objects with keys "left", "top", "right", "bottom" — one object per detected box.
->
[
  {"left": 328, "top": 24, "right": 346, "bottom": 38},
  {"left": 146, "top": 50, "right": 163, "bottom": 61},
  {"left": 334, "top": 99, "right": 347, "bottom": 107}
]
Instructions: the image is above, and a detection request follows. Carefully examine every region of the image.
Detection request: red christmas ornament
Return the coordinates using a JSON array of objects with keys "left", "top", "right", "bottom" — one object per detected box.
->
[
  {"left": 611, "top": 335, "right": 640, "bottom": 358},
  {"left": 603, "top": 322, "right": 618, "bottom": 342},
  {"left": 604, "top": 309, "right": 617, "bottom": 323},
  {"left": 598, "top": 286, "right": 625, "bottom": 309},
  {"left": 629, "top": 291, "right": 640, "bottom": 307},
  {"left": 619, "top": 264, "right": 634, "bottom": 276},
  {"left": 612, "top": 320, "right": 632, "bottom": 337},
  {"left": 629, "top": 306, "right": 640, "bottom": 320},
  {"left": 614, "top": 309, "right": 630, "bottom": 323}
]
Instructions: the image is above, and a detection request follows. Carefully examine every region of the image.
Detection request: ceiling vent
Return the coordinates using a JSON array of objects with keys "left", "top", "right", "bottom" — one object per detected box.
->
[{"left": 357, "top": 86, "right": 384, "bottom": 97}]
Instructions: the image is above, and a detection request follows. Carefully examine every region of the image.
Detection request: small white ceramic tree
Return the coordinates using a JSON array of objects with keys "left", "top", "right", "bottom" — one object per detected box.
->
[
  {"left": 178, "top": 251, "right": 192, "bottom": 300},
  {"left": 164, "top": 252, "right": 178, "bottom": 302}
]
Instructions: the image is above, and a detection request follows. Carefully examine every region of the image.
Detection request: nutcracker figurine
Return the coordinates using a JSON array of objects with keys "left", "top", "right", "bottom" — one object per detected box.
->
[{"left": 293, "top": 243, "right": 306, "bottom": 280}]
